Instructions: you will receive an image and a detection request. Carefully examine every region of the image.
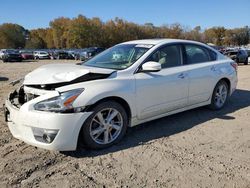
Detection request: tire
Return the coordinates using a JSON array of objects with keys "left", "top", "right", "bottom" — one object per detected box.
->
[
  {"left": 209, "top": 80, "right": 229, "bottom": 110},
  {"left": 235, "top": 58, "right": 239, "bottom": 64},
  {"left": 79, "top": 101, "right": 128, "bottom": 149},
  {"left": 244, "top": 58, "right": 248, "bottom": 65}
]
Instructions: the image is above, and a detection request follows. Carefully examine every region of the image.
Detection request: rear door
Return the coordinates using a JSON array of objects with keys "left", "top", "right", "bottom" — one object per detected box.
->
[{"left": 183, "top": 44, "right": 217, "bottom": 105}]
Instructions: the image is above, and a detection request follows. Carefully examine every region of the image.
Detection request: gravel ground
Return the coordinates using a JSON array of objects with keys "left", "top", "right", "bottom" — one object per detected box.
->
[{"left": 0, "top": 60, "right": 250, "bottom": 188}]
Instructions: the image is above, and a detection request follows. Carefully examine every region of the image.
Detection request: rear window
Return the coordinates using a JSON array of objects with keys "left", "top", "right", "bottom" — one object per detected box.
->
[
  {"left": 184, "top": 45, "right": 211, "bottom": 64},
  {"left": 6, "top": 50, "right": 19, "bottom": 54},
  {"left": 22, "top": 51, "right": 33, "bottom": 55}
]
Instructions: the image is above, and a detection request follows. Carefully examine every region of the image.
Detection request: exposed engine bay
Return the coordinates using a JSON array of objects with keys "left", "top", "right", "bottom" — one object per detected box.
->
[{"left": 8, "top": 86, "right": 38, "bottom": 108}]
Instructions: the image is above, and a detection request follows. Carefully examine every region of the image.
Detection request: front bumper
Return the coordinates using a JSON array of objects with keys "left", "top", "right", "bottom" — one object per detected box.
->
[
  {"left": 4, "top": 97, "right": 92, "bottom": 151},
  {"left": 39, "top": 56, "right": 50, "bottom": 59}
]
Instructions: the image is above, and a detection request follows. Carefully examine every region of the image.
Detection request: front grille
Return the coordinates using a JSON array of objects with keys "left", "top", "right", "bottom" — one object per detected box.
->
[{"left": 8, "top": 54, "right": 20, "bottom": 58}]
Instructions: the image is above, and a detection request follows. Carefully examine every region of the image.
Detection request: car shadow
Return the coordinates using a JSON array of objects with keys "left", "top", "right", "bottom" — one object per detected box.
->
[
  {"left": 62, "top": 89, "right": 250, "bottom": 158},
  {"left": 0, "top": 77, "right": 9, "bottom": 81}
]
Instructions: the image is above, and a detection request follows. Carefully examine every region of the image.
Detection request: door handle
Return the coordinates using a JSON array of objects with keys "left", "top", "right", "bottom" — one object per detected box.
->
[{"left": 178, "top": 73, "right": 186, "bottom": 79}]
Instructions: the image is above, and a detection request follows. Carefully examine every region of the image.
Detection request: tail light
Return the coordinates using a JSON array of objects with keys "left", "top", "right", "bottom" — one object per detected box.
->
[{"left": 230, "top": 62, "right": 238, "bottom": 72}]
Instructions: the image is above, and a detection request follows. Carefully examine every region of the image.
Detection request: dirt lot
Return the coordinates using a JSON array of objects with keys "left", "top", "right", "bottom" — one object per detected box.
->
[{"left": 0, "top": 60, "right": 250, "bottom": 188}]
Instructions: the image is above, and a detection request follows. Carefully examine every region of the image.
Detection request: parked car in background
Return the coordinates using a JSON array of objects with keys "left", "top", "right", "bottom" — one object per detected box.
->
[
  {"left": 34, "top": 51, "right": 50, "bottom": 60},
  {"left": 225, "top": 50, "right": 248, "bottom": 65},
  {"left": 209, "top": 45, "right": 225, "bottom": 54},
  {"left": 4, "top": 39, "right": 237, "bottom": 151},
  {"left": 246, "top": 49, "right": 250, "bottom": 63},
  {"left": 0, "top": 49, "right": 6, "bottom": 59},
  {"left": 246, "top": 49, "right": 250, "bottom": 57},
  {"left": 20, "top": 50, "right": 34, "bottom": 60},
  {"left": 74, "top": 49, "right": 87, "bottom": 61},
  {"left": 0, "top": 49, "right": 22, "bottom": 62},
  {"left": 86, "top": 47, "right": 105, "bottom": 59},
  {"left": 47, "top": 50, "right": 57, "bottom": 59},
  {"left": 75, "top": 47, "right": 105, "bottom": 61},
  {"left": 55, "top": 51, "right": 74, "bottom": 60},
  {"left": 67, "top": 50, "right": 77, "bottom": 59}
]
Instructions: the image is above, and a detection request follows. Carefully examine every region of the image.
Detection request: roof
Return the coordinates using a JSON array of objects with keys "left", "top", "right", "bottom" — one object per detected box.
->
[{"left": 122, "top": 39, "right": 202, "bottom": 45}]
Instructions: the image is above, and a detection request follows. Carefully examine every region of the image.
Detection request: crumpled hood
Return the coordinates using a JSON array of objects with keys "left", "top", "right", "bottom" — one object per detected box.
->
[{"left": 24, "top": 64, "right": 114, "bottom": 85}]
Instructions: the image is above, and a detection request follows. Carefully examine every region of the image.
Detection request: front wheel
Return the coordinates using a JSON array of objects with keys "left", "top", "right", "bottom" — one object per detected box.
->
[
  {"left": 209, "top": 80, "right": 229, "bottom": 110},
  {"left": 80, "top": 101, "right": 128, "bottom": 149}
]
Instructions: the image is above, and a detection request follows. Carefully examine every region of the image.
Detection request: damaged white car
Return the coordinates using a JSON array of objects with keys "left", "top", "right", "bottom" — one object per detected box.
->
[{"left": 4, "top": 39, "right": 238, "bottom": 151}]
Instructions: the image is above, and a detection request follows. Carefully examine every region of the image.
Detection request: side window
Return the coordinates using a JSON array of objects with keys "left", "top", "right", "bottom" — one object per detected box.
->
[
  {"left": 147, "top": 45, "right": 182, "bottom": 68},
  {"left": 184, "top": 45, "right": 211, "bottom": 64},
  {"left": 209, "top": 50, "right": 217, "bottom": 61}
]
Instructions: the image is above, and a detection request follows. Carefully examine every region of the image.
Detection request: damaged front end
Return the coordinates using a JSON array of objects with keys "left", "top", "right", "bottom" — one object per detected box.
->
[
  {"left": 7, "top": 70, "right": 113, "bottom": 109},
  {"left": 4, "top": 85, "right": 39, "bottom": 122},
  {"left": 3, "top": 64, "right": 113, "bottom": 150},
  {"left": 4, "top": 82, "right": 92, "bottom": 149},
  {"left": 8, "top": 86, "right": 39, "bottom": 108}
]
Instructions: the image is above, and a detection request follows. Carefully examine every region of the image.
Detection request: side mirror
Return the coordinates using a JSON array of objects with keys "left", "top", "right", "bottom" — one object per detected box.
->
[{"left": 141, "top": 61, "right": 161, "bottom": 72}]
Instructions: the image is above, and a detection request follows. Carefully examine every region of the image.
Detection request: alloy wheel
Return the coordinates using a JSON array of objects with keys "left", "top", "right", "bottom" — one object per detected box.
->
[
  {"left": 89, "top": 108, "right": 123, "bottom": 145},
  {"left": 214, "top": 84, "right": 228, "bottom": 108}
]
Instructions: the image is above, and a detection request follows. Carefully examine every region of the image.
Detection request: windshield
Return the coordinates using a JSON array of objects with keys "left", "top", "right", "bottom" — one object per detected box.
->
[
  {"left": 6, "top": 49, "right": 19, "bottom": 54},
  {"left": 21, "top": 51, "right": 33, "bottom": 54},
  {"left": 84, "top": 44, "right": 152, "bottom": 70}
]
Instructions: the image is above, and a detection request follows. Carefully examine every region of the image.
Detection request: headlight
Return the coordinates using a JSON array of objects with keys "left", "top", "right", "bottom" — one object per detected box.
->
[{"left": 34, "top": 89, "right": 83, "bottom": 112}]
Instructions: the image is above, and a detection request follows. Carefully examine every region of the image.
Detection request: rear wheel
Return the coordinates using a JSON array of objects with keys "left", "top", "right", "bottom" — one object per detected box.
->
[
  {"left": 209, "top": 80, "right": 229, "bottom": 110},
  {"left": 244, "top": 58, "right": 248, "bottom": 65},
  {"left": 235, "top": 58, "right": 239, "bottom": 64},
  {"left": 80, "top": 101, "right": 128, "bottom": 149}
]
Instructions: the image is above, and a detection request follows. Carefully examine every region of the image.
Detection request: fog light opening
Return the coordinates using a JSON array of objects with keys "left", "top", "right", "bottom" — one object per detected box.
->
[
  {"left": 42, "top": 133, "right": 57, "bottom": 143},
  {"left": 32, "top": 128, "right": 58, "bottom": 144}
]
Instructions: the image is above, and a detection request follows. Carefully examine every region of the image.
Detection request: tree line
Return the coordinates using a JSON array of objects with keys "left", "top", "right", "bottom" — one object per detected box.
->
[{"left": 0, "top": 15, "right": 249, "bottom": 49}]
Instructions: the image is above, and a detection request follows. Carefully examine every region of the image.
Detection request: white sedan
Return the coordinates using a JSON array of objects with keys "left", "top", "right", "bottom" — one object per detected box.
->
[
  {"left": 4, "top": 39, "right": 238, "bottom": 151},
  {"left": 33, "top": 51, "right": 50, "bottom": 59}
]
